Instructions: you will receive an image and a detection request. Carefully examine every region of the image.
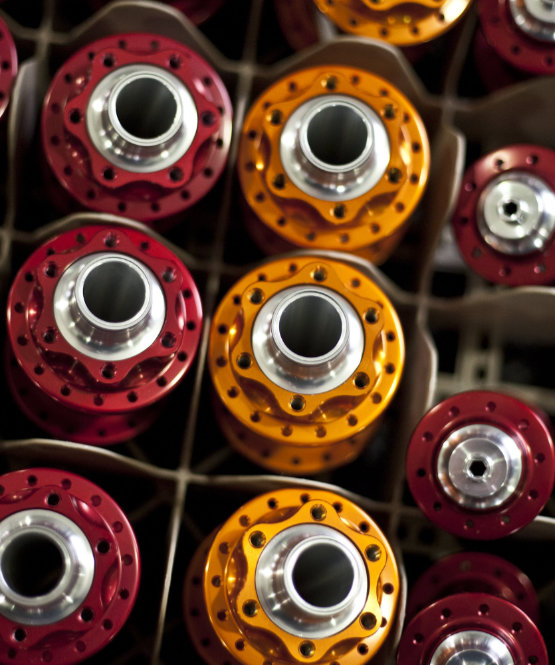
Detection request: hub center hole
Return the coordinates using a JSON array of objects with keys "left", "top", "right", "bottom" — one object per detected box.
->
[
  {"left": 279, "top": 295, "right": 343, "bottom": 358},
  {"left": 115, "top": 77, "right": 178, "bottom": 140},
  {"left": 83, "top": 260, "right": 147, "bottom": 324},
  {"left": 306, "top": 104, "right": 368, "bottom": 167},
  {"left": 501, "top": 200, "right": 521, "bottom": 223},
  {"left": 292, "top": 543, "right": 354, "bottom": 607},
  {"left": 2, "top": 533, "right": 65, "bottom": 597},
  {"left": 469, "top": 459, "right": 488, "bottom": 478}
]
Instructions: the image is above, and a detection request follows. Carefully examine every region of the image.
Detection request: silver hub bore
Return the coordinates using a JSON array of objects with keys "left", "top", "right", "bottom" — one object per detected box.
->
[
  {"left": 86, "top": 64, "right": 198, "bottom": 172},
  {"left": 251, "top": 285, "right": 364, "bottom": 395},
  {"left": 436, "top": 424, "right": 523, "bottom": 509},
  {"left": 477, "top": 172, "right": 555, "bottom": 255},
  {"left": 430, "top": 630, "right": 515, "bottom": 665},
  {"left": 255, "top": 523, "right": 368, "bottom": 638},
  {"left": 0, "top": 509, "right": 94, "bottom": 625},
  {"left": 280, "top": 94, "right": 390, "bottom": 201},
  {"left": 509, "top": 0, "right": 555, "bottom": 41},
  {"left": 54, "top": 252, "right": 166, "bottom": 361}
]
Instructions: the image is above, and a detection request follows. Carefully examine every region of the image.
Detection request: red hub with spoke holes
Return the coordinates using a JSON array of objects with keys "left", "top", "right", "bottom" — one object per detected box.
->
[
  {"left": 398, "top": 593, "right": 547, "bottom": 664},
  {"left": 452, "top": 144, "right": 555, "bottom": 286},
  {"left": 479, "top": 0, "right": 555, "bottom": 78},
  {"left": 6, "top": 224, "right": 202, "bottom": 444},
  {"left": 0, "top": 16, "right": 17, "bottom": 121},
  {"left": 0, "top": 468, "right": 140, "bottom": 665},
  {"left": 407, "top": 552, "right": 539, "bottom": 622},
  {"left": 41, "top": 33, "right": 232, "bottom": 225},
  {"left": 406, "top": 391, "right": 555, "bottom": 539}
]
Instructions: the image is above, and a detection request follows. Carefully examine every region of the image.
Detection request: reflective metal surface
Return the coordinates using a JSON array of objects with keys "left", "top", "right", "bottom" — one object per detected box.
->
[
  {"left": 86, "top": 64, "right": 198, "bottom": 173},
  {"left": 255, "top": 523, "right": 368, "bottom": 638},
  {"left": 252, "top": 284, "right": 364, "bottom": 394},
  {"left": 477, "top": 172, "right": 555, "bottom": 254},
  {"left": 509, "top": 0, "right": 555, "bottom": 42},
  {"left": 0, "top": 509, "right": 95, "bottom": 626},
  {"left": 280, "top": 94, "right": 390, "bottom": 201},
  {"left": 54, "top": 252, "right": 166, "bottom": 361},
  {"left": 437, "top": 424, "right": 524, "bottom": 509},
  {"left": 430, "top": 630, "right": 515, "bottom": 665}
]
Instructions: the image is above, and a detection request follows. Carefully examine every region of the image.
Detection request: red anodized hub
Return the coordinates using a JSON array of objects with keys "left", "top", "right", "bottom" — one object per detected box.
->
[
  {"left": 479, "top": 0, "right": 555, "bottom": 76},
  {"left": 0, "top": 468, "right": 140, "bottom": 665},
  {"left": 41, "top": 33, "right": 232, "bottom": 224},
  {"left": 407, "top": 552, "right": 540, "bottom": 622},
  {"left": 406, "top": 391, "right": 555, "bottom": 539},
  {"left": 452, "top": 144, "right": 555, "bottom": 286},
  {"left": 6, "top": 224, "right": 202, "bottom": 444},
  {"left": 397, "top": 593, "right": 547, "bottom": 664},
  {"left": 0, "top": 16, "right": 17, "bottom": 121}
]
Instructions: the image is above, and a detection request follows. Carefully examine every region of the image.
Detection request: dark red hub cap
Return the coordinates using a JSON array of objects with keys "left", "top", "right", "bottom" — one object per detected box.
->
[
  {"left": 406, "top": 390, "right": 555, "bottom": 539},
  {"left": 6, "top": 224, "right": 203, "bottom": 444},
  {"left": 41, "top": 33, "right": 232, "bottom": 224},
  {"left": 479, "top": 0, "right": 555, "bottom": 76},
  {"left": 0, "top": 468, "right": 140, "bottom": 665},
  {"left": 398, "top": 593, "right": 547, "bottom": 664},
  {"left": 452, "top": 145, "right": 555, "bottom": 286},
  {"left": 407, "top": 552, "right": 539, "bottom": 623}
]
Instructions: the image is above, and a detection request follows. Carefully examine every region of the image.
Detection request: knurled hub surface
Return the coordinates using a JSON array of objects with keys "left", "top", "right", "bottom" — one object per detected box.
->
[
  {"left": 0, "top": 468, "right": 140, "bottom": 665},
  {"left": 313, "top": 0, "right": 472, "bottom": 45},
  {"left": 479, "top": 0, "right": 555, "bottom": 74},
  {"left": 184, "top": 488, "right": 399, "bottom": 665},
  {"left": 6, "top": 224, "right": 202, "bottom": 444},
  {"left": 209, "top": 257, "right": 404, "bottom": 474},
  {"left": 238, "top": 66, "right": 429, "bottom": 264},
  {"left": 452, "top": 144, "right": 555, "bottom": 285},
  {"left": 407, "top": 552, "right": 539, "bottom": 623},
  {"left": 0, "top": 17, "right": 17, "bottom": 121},
  {"left": 41, "top": 33, "right": 232, "bottom": 224},
  {"left": 397, "top": 593, "right": 547, "bottom": 664},
  {"left": 406, "top": 391, "right": 555, "bottom": 539}
]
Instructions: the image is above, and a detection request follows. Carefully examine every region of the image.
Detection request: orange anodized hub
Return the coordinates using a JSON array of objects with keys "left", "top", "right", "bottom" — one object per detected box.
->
[
  {"left": 313, "top": 0, "right": 472, "bottom": 45},
  {"left": 238, "top": 66, "right": 429, "bottom": 264},
  {"left": 184, "top": 488, "right": 400, "bottom": 665},
  {"left": 208, "top": 256, "right": 404, "bottom": 474}
]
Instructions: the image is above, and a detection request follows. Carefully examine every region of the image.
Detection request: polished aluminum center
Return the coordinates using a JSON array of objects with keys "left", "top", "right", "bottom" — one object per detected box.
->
[
  {"left": 509, "top": 0, "right": 555, "bottom": 41},
  {"left": 430, "top": 630, "right": 515, "bottom": 665},
  {"left": 0, "top": 509, "right": 95, "bottom": 626},
  {"left": 54, "top": 252, "right": 166, "bottom": 361},
  {"left": 437, "top": 424, "right": 523, "bottom": 509},
  {"left": 86, "top": 64, "right": 198, "bottom": 172},
  {"left": 255, "top": 523, "right": 368, "bottom": 638},
  {"left": 252, "top": 285, "right": 364, "bottom": 394},
  {"left": 477, "top": 172, "right": 555, "bottom": 254},
  {"left": 280, "top": 94, "right": 390, "bottom": 201}
]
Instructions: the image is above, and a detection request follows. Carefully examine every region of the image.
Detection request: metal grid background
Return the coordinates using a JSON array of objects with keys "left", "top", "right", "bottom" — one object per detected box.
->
[{"left": 1, "top": 1, "right": 555, "bottom": 663}]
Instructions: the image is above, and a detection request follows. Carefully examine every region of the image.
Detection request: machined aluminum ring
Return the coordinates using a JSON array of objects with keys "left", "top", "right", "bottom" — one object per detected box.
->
[
  {"left": 255, "top": 523, "right": 368, "bottom": 639},
  {"left": 477, "top": 171, "right": 555, "bottom": 255},
  {"left": 280, "top": 94, "right": 390, "bottom": 202},
  {"left": 86, "top": 64, "right": 198, "bottom": 173},
  {"left": 430, "top": 629, "right": 515, "bottom": 665},
  {"left": 251, "top": 284, "right": 364, "bottom": 395},
  {"left": 436, "top": 424, "right": 524, "bottom": 510},
  {"left": 0, "top": 509, "right": 95, "bottom": 626},
  {"left": 509, "top": 0, "right": 555, "bottom": 41},
  {"left": 54, "top": 251, "right": 166, "bottom": 362}
]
